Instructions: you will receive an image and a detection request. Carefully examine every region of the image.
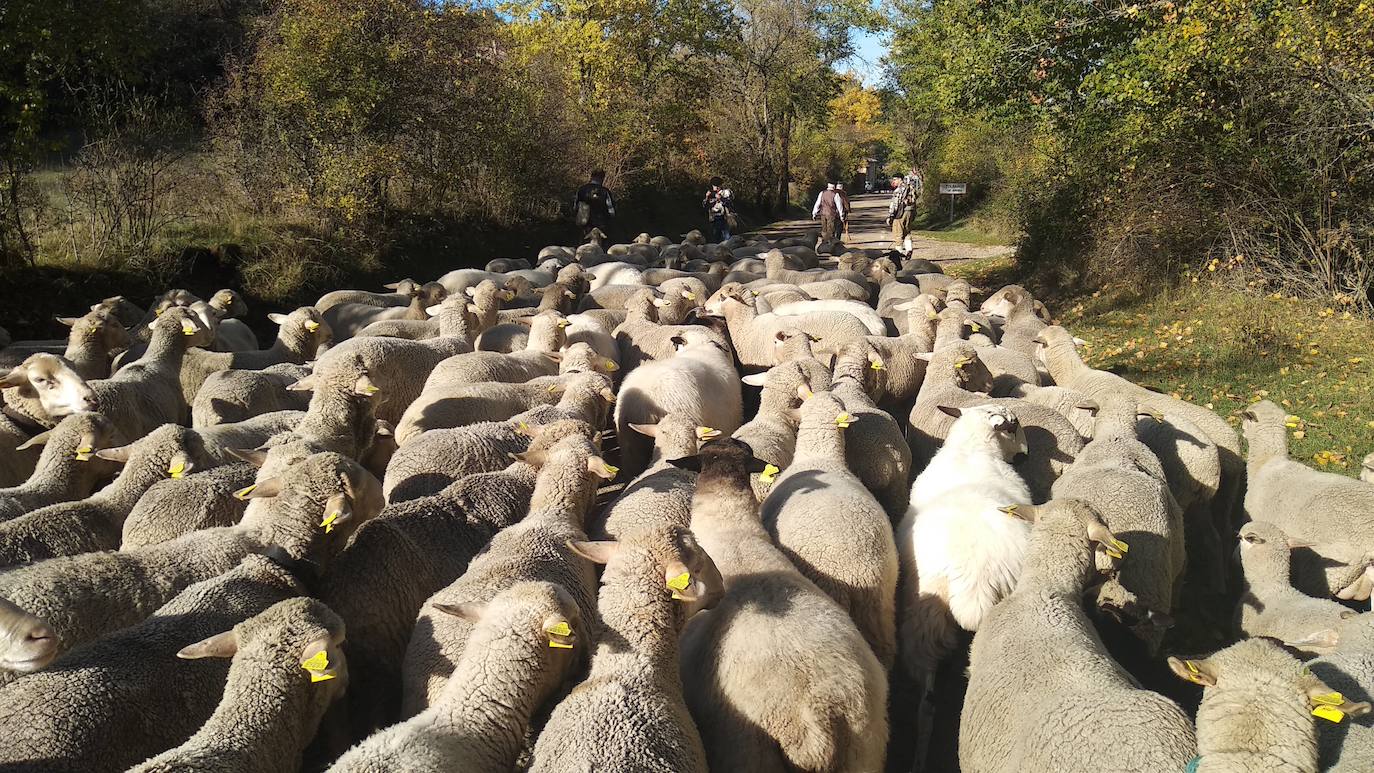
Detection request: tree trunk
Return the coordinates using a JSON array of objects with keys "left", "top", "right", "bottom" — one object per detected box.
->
[{"left": 775, "top": 111, "right": 793, "bottom": 215}]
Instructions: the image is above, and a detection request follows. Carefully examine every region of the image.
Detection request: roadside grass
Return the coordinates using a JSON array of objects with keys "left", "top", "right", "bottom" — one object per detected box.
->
[
  {"left": 911, "top": 210, "right": 1018, "bottom": 246},
  {"left": 954, "top": 259, "right": 1374, "bottom": 477}
]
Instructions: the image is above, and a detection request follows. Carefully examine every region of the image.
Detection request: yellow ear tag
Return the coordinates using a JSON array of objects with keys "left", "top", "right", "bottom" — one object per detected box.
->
[
  {"left": 870, "top": 359, "right": 884, "bottom": 370},
  {"left": 1313, "top": 692, "right": 1346, "bottom": 706},
  {"left": 998, "top": 504, "right": 1018, "bottom": 515},
  {"left": 927, "top": 310, "right": 938, "bottom": 320},
  {"left": 363, "top": 385, "right": 380, "bottom": 395},
  {"left": 759, "top": 463, "right": 779, "bottom": 484},
  {"left": 88, "top": 326, "right": 100, "bottom": 334},
  {"left": 154, "top": 307, "right": 163, "bottom": 316},
  {"left": 954, "top": 358, "right": 969, "bottom": 370},
  {"left": 557, "top": 320, "right": 569, "bottom": 328},
  {"left": 546, "top": 620, "right": 574, "bottom": 648},
  {"left": 604, "top": 360, "right": 619, "bottom": 371},
  {"left": 695, "top": 426, "right": 719, "bottom": 441},
  {"left": 1314, "top": 705, "right": 1346, "bottom": 723},
  {"left": 835, "top": 412, "right": 853, "bottom": 429},
  {"left": 168, "top": 460, "right": 186, "bottom": 478},
  {"left": 1110, "top": 538, "right": 1130, "bottom": 553},
  {"left": 1105, "top": 546, "right": 1123, "bottom": 560},
  {"left": 602, "top": 462, "right": 620, "bottom": 476},
  {"left": 548, "top": 385, "right": 559, "bottom": 393},
  {"left": 74, "top": 446, "right": 93, "bottom": 461},
  {"left": 181, "top": 322, "right": 197, "bottom": 336},
  {"left": 321, "top": 511, "right": 340, "bottom": 534},
  {"left": 970, "top": 323, "right": 981, "bottom": 332},
  {"left": 304, "top": 321, "right": 320, "bottom": 332},
  {"left": 667, "top": 572, "right": 691, "bottom": 591},
  {"left": 684, "top": 292, "right": 697, "bottom": 301},
  {"left": 301, "top": 650, "right": 336, "bottom": 682},
  {"left": 234, "top": 484, "right": 257, "bottom": 500}
]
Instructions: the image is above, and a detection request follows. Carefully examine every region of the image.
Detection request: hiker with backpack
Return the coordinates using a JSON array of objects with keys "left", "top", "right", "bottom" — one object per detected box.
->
[
  {"left": 886, "top": 170, "right": 921, "bottom": 254},
  {"left": 811, "top": 181, "right": 846, "bottom": 248},
  {"left": 702, "top": 177, "right": 736, "bottom": 242},
  {"left": 574, "top": 170, "right": 616, "bottom": 243}
]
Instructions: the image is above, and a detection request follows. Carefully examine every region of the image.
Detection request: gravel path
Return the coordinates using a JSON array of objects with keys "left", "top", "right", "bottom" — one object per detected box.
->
[{"left": 750, "top": 192, "right": 1015, "bottom": 267}]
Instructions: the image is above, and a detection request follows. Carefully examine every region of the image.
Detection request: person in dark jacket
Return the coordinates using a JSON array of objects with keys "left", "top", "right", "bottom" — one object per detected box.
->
[
  {"left": 574, "top": 170, "right": 616, "bottom": 242},
  {"left": 702, "top": 177, "right": 735, "bottom": 242}
]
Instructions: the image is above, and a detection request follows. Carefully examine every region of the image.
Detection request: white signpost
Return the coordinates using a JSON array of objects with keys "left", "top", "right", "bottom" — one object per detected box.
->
[{"left": 939, "top": 182, "right": 967, "bottom": 223}]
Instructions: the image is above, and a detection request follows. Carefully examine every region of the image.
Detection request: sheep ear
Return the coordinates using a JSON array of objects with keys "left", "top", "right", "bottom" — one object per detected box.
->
[
  {"left": 236, "top": 477, "right": 283, "bottom": 500},
  {"left": 629, "top": 422, "right": 658, "bottom": 437},
  {"left": 224, "top": 448, "right": 269, "bottom": 468},
  {"left": 286, "top": 375, "right": 317, "bottom": 392},
  {"left": 95, "top": 445, "right": 132, "bottom": 464},
  {"left": 464, "top": 287, "right": 478, "bottom": 298},
  {"left": 433, "top": 601, "right": 485, "bottom": 622},
  {"left": 177, "top": 630, "right": 239, "bottom": 660},
  {"left": 568, "top": 539, "right": 619, "bottom": 565},
  {"left": 1076, "top": 399, "right": 1100, "bottom": 414},
  {"left": 914, "top": 352, "right": 934, "bottom": 362},
  {"left": 667, "top": 455, "right": 701, "bottom": 472},
  {"left": 587, "top": 455, "right": 618, "bottom": 480},
  {"left": 56, "top": 316, "right": 78, "bottom": 327},
  {"left": 1240, "top": 408, "right": 1258, "bottom": 421},
  {"left": 938, "top": 405, "right": 962, "bottom": 419},
  {"left": 16, "top": 430, "right": 52, "bottom": 451},
  {"left": 1167, "top": 656, "right": 1217, "bottom": 687},
  {"left": 1284, "top": 629, "right": 1341, "bottom": 650},
  {"left": 542, "top": 351, "right": 563, "bottom": 363},
  {"left": 746, "top": 457, "right": 772, "bottom": 474},
  {"left": 998, "top": 503, "right": 1038, "bottom": 522},
  {"left": 598, "top": 387, "right": 616, "bottom": 404},
  {"left": 1072, "top": 337, "right": 1088, "bottom": 347},
  {"left": 267, "top": 313, "right": 289, "bottom": 325},
  {"left": 741, "top": 372, "right": 768, "bottom": 386},
  {"left": 0, "top": 367, "right": 28, "bottom": 388}
]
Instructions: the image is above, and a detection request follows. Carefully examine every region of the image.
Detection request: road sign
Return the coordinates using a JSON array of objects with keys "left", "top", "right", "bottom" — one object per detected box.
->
[{"left": 939, "top": 182, "right": 967, "bottom": 195}]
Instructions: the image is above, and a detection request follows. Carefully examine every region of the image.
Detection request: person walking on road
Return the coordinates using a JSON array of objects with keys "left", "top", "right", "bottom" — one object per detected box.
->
[
  {"left": 836, "top": 182, "right": 852, "bottom": 241},
  {"left": 811, "top": 181, "right": 845, "bottom": 248},
  {"left": 886, "top": 172, "right": 918, "bottom": 254},
  {"left": 574, "top": 169, "right": 616, "bottom": 243},
  {"left": 703, "top": 177, "right": 736, "bottom": 243}
]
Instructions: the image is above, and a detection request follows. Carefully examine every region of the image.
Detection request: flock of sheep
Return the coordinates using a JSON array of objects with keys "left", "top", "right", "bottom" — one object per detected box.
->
[{"left": 0, "top": 226, "right": 1371, "bottom": 772}]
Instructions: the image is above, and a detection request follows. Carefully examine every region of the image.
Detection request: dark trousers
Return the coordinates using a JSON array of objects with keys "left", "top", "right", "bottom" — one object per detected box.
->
[{"left": 820, "top": 213, "right": 839, "bottom": 243}]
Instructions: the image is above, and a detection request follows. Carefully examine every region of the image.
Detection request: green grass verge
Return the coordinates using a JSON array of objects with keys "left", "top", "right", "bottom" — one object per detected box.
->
[{"left": 954, "top": 259, "right": 1374, "bottom": 477}]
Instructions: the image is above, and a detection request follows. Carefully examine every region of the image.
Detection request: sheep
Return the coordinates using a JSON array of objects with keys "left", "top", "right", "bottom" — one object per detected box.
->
[
  {"left": 566, "top": 311, "right": 621, "bottom": 369},
  {"left": 1036, "top": 324, "right": 1244, "bottom": 533},
  {"left": 898, "top": 404, "right": 1032, "bottom": 691},
  {"left": 0, "top": 450, "right": 382, "bottom": 683},
  {"left": 1235, "top": 521, "right": 1357, "bottom": 655},
  {"left": 191, "top": 298, "right": 257, "bottom": 354},
  {"left": 1168, "top": 637, "right": 1371, "bottom": 772},
  {"left": 612, "top": 288, "right": 729, "bottom": 373},
  {"left": 755, "top": 295, "right": 887, "bottom": 335},
  {"left": 586, "top": 260, "right": 646, "bottom": 290},
  {"left": 1287, "top": 536, "right": 1374, "bottom": 601},
  {"left": 1363, "top": 452, "right": 1374, "bottom": 482},
  {"left": 1006, "top": 383, "right": 1099, "bottom": 439},
  {"left": 128, "top": 598, "right": 346, "bottom": 773},
  {"left": 0, "top": 423, "right": 211, "bottom": 566},
  {"left": 1242, "top": 399, "right": 1374, "bottom": 552},
  {"left": 328, "top": 581, "right": 583, "bottom": 773},
  {"left": 120, "top": 461, "right": 258, "bottom": 547},
  {"left": 677, "top": 438, "right": 889, "bottom": 772},
  {"left": 762, "top": 248, "right": 869, "bottom": 288},
  {"left": 311, "top": 325, "right": 473, "bottom": 425},
  {"left": 477, "top": 300, "right": 562, "bottom": 354},
  {"left": 91, "top": 294, "right": 147, "bottom": 327},
  {"left": 960, "top": 498, "right": 1194, "bottom": 773},
  {"left": 316, "top": 279, "right": 419, "bottom": 312},
  {"left": 705, "top": 282, "right": 872, "bottom": 369},
  {"left": 793, "top": 277, "right": 870, "bottom": 301},
  {"left": 733, "top": 357, "right": 830, "bottom": 501},
  {"left": 1310, "top": 616, "right": 1374, "bottom": 771},
  {"left": 0, "top": 353, "right": 99, "bottom": 486},
  {"left": 90, "top": 306, "right": 210, "bottom": 437},
  {"left": 909, "top": 342, "right": 1084, "bottom": 501},
  {"left": 493, "top": 282, "right": 578, "bottom": 324},
  {"left": 0, "top": 554, "right": 310, "bottom": 772},
  {"left": 178, "top": 307, "right": 332, "bottom": 404},
  {"left": 979, "top": 284, "right": 1048, "bottom": 357},
  {"left": 830, "top": 342, "right": 913, "bottom": 521},
  {"left": 400, "top": 435, "right": 611, "bottom": 714},
  {"left": 320, "top": 431, "right": 584, "bottom": 735},
  {"left": 759, "top": 390, "right": 898, "bottom": 669},
  {"left": 0, "top": 411, "right": 116, "bottom": 522},
  {"left": 863, "top": 296, "right": 939, "bottom": 411},
  {"left": 55, "top": 308, "right": 129, "bottom": 379},
  {"left": 615, "top": 329, "right": 743, "bottom": 479},
  {"left": 191, "top": 362, "right": 312, "bottom": 428},
  {"left": 393, "top": 375, "right": 573, "bottom": 444},
  {"left": 413, "top": 311, "right": 569, "bottom": 393},
  {"left": 1050, "top": 398, "right": 1183, "bottom": 651},
  {"left": 322, "top": 282, "right": 448, "bottom": 341},
  {"left": 128, "top": 288, "right": 199, "bottom": 343},
  {"left": 528, "top": 524, "right": 722, "bottom": 773},
  {"left": 358, "top": 290, "right": 483, "bottom": 341},
  {"left": 591, "top": 413, "right": 704, "bottom": 539},
  {"left": 382, "top": 389, "right": 610, "bottom": 501},
  {"left": 0, "top": 595, "right": 57, "bottom": 677}
]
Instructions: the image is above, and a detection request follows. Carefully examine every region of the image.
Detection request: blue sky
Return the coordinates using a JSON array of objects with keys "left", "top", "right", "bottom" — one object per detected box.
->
[{"left": 844, "top": 28, "right": 889, "bottom": 87}]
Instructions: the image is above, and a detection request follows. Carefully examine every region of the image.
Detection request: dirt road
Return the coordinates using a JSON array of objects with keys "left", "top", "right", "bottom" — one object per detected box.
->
[{"left": 750, "top": 192, "right": 1014, "bottom": 266}]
